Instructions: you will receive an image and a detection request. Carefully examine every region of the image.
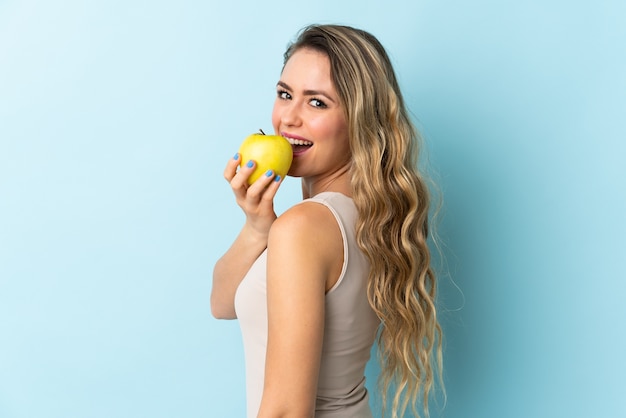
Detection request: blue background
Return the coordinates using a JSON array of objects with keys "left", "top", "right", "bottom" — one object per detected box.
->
[{"left": 1, "top": 1, "right": 624, "bottom": 417}]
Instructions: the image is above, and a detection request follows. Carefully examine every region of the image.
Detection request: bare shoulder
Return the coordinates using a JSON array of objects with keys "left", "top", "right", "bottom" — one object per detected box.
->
[
  {"left": 269, "top": 201, "right": 342, "bottom": 260},
  {"left": 271, "top": 201, "right": 338, "bottom": 237}
]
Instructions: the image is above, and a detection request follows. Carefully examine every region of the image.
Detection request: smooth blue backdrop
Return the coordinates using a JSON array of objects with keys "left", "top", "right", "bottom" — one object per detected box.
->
[{"left": 1, "top": 1, "right": 624, "bottom": 417}]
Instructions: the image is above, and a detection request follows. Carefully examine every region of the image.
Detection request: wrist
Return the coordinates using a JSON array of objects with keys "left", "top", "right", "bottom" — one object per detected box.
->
[{"left": 241, "top": 221, "right": 274, "bottom": 248}]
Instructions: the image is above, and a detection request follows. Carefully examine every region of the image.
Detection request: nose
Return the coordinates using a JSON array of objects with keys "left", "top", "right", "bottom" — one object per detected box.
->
[{"left": 280, "top": 101, "right": 302, "bottom": 127}]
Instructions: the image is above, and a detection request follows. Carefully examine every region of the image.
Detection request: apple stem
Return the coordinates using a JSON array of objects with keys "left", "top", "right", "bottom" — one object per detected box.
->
[{"left": 259, "top": 129, "right": 265, "bottom": 135}]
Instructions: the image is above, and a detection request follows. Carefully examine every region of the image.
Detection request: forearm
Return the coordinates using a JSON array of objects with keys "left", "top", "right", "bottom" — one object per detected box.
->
[{"left": 211, "top": 223, "right": 269, "bottom": 319}]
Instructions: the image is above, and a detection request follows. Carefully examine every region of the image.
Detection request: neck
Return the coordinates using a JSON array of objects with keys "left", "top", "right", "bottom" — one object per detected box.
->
[{"left": 301, "top": 166, "right": 352, "bottom": 199}]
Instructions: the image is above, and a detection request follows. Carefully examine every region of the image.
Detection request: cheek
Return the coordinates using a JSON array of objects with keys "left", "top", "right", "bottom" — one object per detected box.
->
[
  {"left": 320, "top": 116, "right": 349, "bottom": 146},
  {"left": 271, "top": 102, "right": 280, "bottom": 133}
]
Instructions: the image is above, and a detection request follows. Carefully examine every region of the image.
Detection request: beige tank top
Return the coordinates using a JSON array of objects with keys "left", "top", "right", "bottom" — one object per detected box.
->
[{"left": 234, "top": 192, "right": 380, "bottom": 418}]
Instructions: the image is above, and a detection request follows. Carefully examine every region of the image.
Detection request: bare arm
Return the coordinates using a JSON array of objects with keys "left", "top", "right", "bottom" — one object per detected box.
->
[
  {"left": 257, "top": 202, "right": 344, "bottom": 417},
  {"left": 211, "top": 223, "right": 270, "bottom": 319},
  {"left": 211, "top": 155, "right": 284, "bottom": 319}
]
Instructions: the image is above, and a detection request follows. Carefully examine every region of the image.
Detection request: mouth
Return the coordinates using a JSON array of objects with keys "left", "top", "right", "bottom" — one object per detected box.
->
[{"left": 283, "top": 133, "right": 313, "bottom": 155}]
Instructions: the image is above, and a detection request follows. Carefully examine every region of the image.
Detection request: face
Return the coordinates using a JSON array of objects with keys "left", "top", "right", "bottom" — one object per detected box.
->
[{"left": 272, "top": 48, "right": 351, "bottom": 183}]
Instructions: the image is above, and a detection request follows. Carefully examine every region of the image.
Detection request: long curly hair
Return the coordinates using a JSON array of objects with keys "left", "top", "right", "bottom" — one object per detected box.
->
[{"left": 283, "top": 24, "right": 443, "bottom": 417}]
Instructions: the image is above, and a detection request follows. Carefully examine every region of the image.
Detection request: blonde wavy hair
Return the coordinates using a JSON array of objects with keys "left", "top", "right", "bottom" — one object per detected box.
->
[{"left": 284, "top": 24, "right": 443, "bottom": 417}]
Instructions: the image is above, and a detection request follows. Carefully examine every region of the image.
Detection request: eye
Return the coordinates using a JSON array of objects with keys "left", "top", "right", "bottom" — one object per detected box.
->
[
  {"left": 277, "top": 90, "right": 291, "bottom": 100},
  {"left": 309, "top": 98, "right": 327, "bottom": 108}
]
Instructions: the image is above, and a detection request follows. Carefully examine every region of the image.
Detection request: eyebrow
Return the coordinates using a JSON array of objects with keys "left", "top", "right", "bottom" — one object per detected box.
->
[{"left": 276, "top": 81, "right": 337, "bottom": 104}]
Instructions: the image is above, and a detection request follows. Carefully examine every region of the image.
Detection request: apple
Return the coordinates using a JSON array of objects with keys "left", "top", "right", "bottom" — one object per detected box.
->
[{"left": 238, "top": 132, "right": 293, "bottom": 185}]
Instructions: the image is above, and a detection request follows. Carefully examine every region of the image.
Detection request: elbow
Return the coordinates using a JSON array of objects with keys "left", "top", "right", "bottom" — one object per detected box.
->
[
  {"left": 257, "top": 393, "right": 316, "bottom": 418},
  {"left": 257, "top": 405, "right": 315, "bottom": 418},
  {"left": 210, "top": 297, "right": 237, "bottom": 320},
  {"left": 210, "top": 304, "right": 223, "bottom": 319},
  {"left": 211, "top": 306, "right": 234, "bottom": 320}
]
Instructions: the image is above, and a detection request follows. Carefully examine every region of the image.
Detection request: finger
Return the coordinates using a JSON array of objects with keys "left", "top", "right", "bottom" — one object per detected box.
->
[
  {"left": 231, "top": 159, "right": 256, "bottom": 189},
  {"left": 246, "top": 168, "right": 278, "bottom": 199},
  {"left": 259, "top": 173, "right": 284, "bottom": 204},
  {"left": 223, "top": 152, "right": 242, "bottom": 182}
]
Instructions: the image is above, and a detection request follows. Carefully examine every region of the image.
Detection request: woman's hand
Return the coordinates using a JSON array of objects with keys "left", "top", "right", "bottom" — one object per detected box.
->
[{"left": 224, "top": 153, "right": 284, "bottom": 240}]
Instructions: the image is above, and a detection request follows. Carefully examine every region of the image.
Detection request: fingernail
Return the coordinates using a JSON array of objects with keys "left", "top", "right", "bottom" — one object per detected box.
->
[
  {"left": 274, "top": 175, "right": 281, "bottom": 182},
  {"left": 265, "top": 170, "right": 274, "bottom": 177},
  {"left": 246, "top": 160, "right": 254, "bottom": 168},
  {"left": 233, "top": 152, "right": 240, "bottom": 160}
]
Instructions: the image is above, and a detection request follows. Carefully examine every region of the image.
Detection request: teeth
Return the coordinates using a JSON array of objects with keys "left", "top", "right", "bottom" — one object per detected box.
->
[{"left": 286, "top": 137, "right": 313, "bottom": 146}]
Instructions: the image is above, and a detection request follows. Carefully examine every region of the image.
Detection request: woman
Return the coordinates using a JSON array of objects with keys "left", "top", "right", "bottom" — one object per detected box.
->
[{"left": 212, "top": 24, "right": 442, "bottom": 418}]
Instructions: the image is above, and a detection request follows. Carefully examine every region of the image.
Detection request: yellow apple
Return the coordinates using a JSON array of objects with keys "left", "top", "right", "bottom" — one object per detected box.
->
[{"left": 238, "top": 132, "right": 293, "bottom": 185}]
